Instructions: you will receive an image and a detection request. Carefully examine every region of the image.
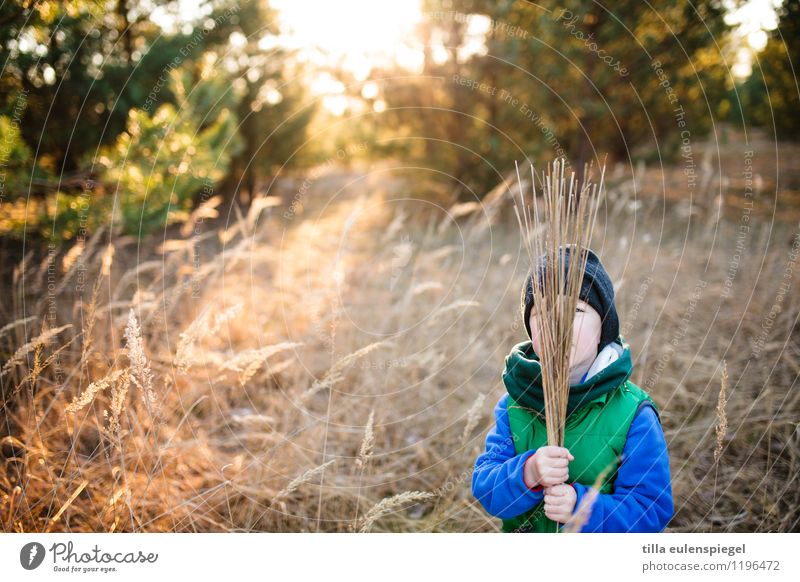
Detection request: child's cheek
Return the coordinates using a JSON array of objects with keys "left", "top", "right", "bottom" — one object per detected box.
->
[
  {"left": 573, "top": 313, "right": 601, "bottom": 357},
  {"left": 529, "top": 318, "right": 542, "bottom": 354}
]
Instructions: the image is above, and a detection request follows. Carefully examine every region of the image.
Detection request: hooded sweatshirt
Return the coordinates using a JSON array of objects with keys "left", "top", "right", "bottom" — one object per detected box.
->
[{"left": 471, "top": 343, "right": 674, "bottom": 532}]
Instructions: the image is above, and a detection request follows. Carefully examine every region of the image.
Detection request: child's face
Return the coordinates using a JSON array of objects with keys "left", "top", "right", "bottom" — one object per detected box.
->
[{"left": 528, "top": 298, "right": 602, "bottom": 377}]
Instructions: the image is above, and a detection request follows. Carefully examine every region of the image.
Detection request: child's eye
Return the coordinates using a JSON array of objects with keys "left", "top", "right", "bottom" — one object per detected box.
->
[{"left": 576, "top": 307, "right": 585, "bottom": 313}]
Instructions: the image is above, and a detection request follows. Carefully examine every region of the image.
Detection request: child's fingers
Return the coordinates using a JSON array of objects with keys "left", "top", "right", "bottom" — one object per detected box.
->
[
  {"left": 541, "top": 470, "right": 568, "bottom": 486},
  {"left": 540, "top": 464, "right": 567, "bottom": 479},
  {"left": 546, "top": 447, "right": 574, "bottom": 461},
  {"left": 544, "top": 507, "right": 568, "bottom": 523},
  {"left": 546, "top": 495, "right": 567, "bottom": 505},
  {"left": 559, "top": 448, "right": 575, "bottom": 461}
]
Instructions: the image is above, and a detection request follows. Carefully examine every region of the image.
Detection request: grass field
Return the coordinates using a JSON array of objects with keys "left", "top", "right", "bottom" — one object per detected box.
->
[{"left": 1, "top": 128, "right": 799, "bottom": 533}]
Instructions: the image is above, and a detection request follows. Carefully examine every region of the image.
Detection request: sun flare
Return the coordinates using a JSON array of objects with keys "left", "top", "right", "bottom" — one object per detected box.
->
[{"left": 271, "top": 0, "right": 424, "bottom": 78}]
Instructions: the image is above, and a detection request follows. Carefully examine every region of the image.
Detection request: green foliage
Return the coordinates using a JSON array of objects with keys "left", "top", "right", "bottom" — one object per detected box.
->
[
  {"left": 366, "top": 0, "right": 732, "bottom": 197},
  {"left": 211, "top": 1, "right": 316, "bottom": 199},
  {"left": 0, "top": 115, "right": 33, "bottom": 192},
  {"left": 1, "top": 64, "right": 244, "bottom": 240},
  {"left": 89, "top": 65, "right": 245, "bottom": 237},
  {"left": 0, "top": 0, "right": 179, "bottom": 172},
  {"left": 0, "top": 114, "right": 47, "bottom": 238},
  {"left": 0, "top": 0, "right": 313, "bottom": 242}
]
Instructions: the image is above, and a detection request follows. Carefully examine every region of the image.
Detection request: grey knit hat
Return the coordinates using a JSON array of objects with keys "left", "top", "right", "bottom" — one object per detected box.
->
[{"left": 521, "top": 246, "right": 619, "bottom": 351}]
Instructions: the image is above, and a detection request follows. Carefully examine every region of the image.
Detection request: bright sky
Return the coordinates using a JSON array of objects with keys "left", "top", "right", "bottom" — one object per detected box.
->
[
  {"left": 269, "top": 0, "right": 425, "bottom": 78},
  {"left": 724, "top": 0, "right": 782, "bottom": 42},
  {"left": 267, "top": 0, "right": 425, "bottom": 114},
  {"left": 150, "top": 0, "right": 782, "bottom": 111},
  {"left": 268, "top": 0, "right": 782, "bottom": 99},
  {"left": 722, "top": 0, "right": 784, "bottom": 77}
]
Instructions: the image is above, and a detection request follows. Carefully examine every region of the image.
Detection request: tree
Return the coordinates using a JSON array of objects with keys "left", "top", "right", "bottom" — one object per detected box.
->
[
  {"left": 740, "top": 0, "right": 800, "bottom": 139},
  {"left": 362, "top": 0, "right": 731, "bottom": 197},
  {"left": 0, "top": 0, "right": 315, "bottom": 240}
]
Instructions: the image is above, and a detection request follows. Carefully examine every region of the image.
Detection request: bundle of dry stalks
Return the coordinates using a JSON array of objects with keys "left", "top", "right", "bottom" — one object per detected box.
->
[{"left": 513, "top": 158, "right": 605, "bottom": 446}]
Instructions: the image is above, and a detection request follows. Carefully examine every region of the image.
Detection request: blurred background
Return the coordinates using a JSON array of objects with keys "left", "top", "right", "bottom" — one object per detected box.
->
[{"left": 0, "top": 0, "right": 798, "bottom": 533}]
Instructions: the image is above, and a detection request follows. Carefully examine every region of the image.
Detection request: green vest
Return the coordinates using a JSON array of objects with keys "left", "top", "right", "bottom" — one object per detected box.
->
[{"left": 501, "top": 380, "right": 658, "bottom": 533}]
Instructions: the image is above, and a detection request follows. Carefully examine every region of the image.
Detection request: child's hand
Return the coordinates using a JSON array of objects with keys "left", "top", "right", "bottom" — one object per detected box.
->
[
  {"left": 523, "top": 446, "right": 574, "bottom": 488},
  {"left": 543, "top": 483, "right": 577, "bottom": 524}
]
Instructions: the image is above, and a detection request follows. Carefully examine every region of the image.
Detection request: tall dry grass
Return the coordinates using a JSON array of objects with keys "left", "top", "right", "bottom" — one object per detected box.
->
[
  {"left": 1, "top": 145, "right": 798, "bottom": 532},
  {"left": 514, "top": 157, "right": 605, "bottom": 446}
]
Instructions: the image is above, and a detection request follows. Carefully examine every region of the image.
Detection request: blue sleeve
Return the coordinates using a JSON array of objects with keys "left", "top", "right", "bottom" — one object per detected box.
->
[
  {"left": 570, "top": 405, "right": 674, "bottom": 532},
  {"left": 472, "top": 393, "right": 544, "bottom": 519}
]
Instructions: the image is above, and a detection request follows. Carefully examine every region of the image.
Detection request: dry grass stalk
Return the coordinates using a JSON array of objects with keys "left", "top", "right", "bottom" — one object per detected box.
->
[
  {"left": 3, "top": 484, "right": 23, "bottom": 532},
  {"left": 180, "top": 194, "right": 223, "bottom": 237},
  {"left": 410, "top": 281, "right": 444, "bottom": 296},
  {"left": 51, "top": 226, "right": 106, "bottom": 298},
  {"left": 230, "top": 412, "right": 276, "bottom": 430},
  {"left": 175, "top": 303, "right": 243, "bottom": 373},
  {"left": 714, "top": 359, "right": 729, "bottom": 465},
  {"left": 45, "top": 479, "right": 89, "bottom": 532},
  {"left": 15, "top": 338, "right": 77, "bottom": 403},
  {"left": 0, "top": 315, "right": 37, "bottom": 339},
  {"left": 273, "top": 459, "right": 336, "bottom": 501},
  {"left": 103, "top": 370, "right": 131, "bottom": 439},
  {"left": 65, "top": 369, "right": 126, "bottom": 414},
  {"left": 428, "top": 299, "right": 480, "bottom": 323},
  {"left": 216, "top": 342, "right": 303, "bottom": 385},
  {"left": 355, "top": 491, "right": 435, "bottom": 532},
  {"left": 246, "top": 194, "right": 282, "bottom": 232},
  {"left": 352, "top": 410, "right": 377, "bottom": 527},
  {"left": 28, "top": 343, "right": 44, "bottom": 389},
  {"left": 302, "top": 339, "right": 394, "bottom": 402},
  {"left": 80, "top": 272, "right": 106, "bottom": 364},
  {"left": 562, "top": 459, "right": 616, "bottom": 533},
  {"left": 461, "top": 393, "right": 486, "bottom": 445},
  {"left": 712, "top": 359, "right": 729, "bottom": 531},
  {"left": 513, "top": 158, "right": 605, "bottom": 446},
  {"left": 123, "top": 309, "right": 158, "bottom": 416},
  {"left": 300, "top": 373, "right": 344, "bottom": 402},
  {"left": 82, "top": 279, "right": 102, "bottom": 345},
  {"left": 61, "top": 241, "right": 85, "bottom": 272},
  {"left": 100, "top": 243, "right": 115, "bottom": 277},
  {"left": 356, "top": 409, "right": 376, "bottom": 469},
  {"left": 1, "top": 323, "right": 72, "bottom": 378},
  {"left": 381, "top": 208, "right": 407, "bottom": 243}
]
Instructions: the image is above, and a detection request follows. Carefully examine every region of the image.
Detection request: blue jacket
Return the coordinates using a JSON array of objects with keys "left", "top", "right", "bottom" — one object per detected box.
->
[{"left": 472, "top": 392, "right": 674, "bottom": 532}]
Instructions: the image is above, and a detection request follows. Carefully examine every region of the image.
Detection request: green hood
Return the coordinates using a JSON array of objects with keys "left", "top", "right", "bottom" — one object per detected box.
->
[{"left": 502, "top": 336, "right": 633, "bottom": 416}]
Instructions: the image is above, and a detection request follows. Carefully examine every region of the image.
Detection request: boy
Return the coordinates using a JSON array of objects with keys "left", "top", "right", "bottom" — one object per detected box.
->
[{"left": 472, "top": 247, "right": 674, "bottom": 532}]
